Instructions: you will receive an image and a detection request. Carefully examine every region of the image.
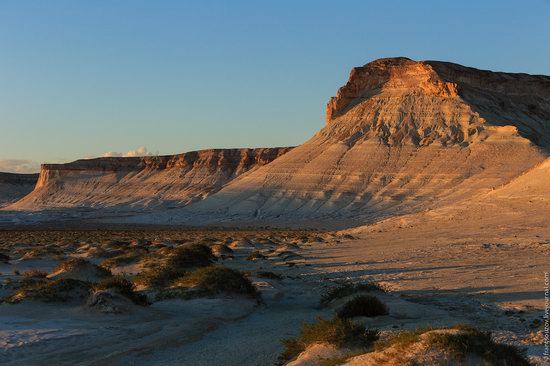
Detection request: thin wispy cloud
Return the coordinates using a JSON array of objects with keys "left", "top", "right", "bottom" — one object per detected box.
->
[
  {"left": 103, "top": 146, "right": 155, "bottom": 158},
  {"left": 0, "top": 159, "right": 40, "bottom": 173}
]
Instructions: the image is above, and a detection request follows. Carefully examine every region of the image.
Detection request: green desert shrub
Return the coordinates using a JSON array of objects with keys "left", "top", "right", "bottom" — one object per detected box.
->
[
  {"left": 320, "top": 281, "right": 386, "bottom": 307},
  {"left": 246, "top": 251, "right": 266, "bottom": 261},
  {"left": 134, "top": 243, "right": 214, "bottom": 289},
  {"left": 3, "top": 278, "right": 92, "bottom": 304},
  {"left": 53, "top": 258, "right": 111, "bottom": 278},
  {"left": 278, "top": 317, "right": 379, "bottom": 365},
  {"left": 166, "top": 243, "right": 215, "bottom": 269},
  {"left": 100, "top": 252, "right": 142, "bottom": 269},
  {"left": 22, "top": 269, "right": 48, "bottom": 278},
  {"left": 94, "top": 276, "right": 149, "bottom": 306},
  {"left": 173, "top": 266, "right": 258, "bottom": 298},
  {"left": 374, "top": 327, "right": 430, "bottom": 351},
  {"left": 374, "top": 325, "right": 530, "bottom": 365},
  {"left": 134, "top": 265, "right": 186, "bottom": 288},
  {"left": 336, "top": 295, "right": 389, "bottom": 318},
  {"left": 17, "top": 275, "right": 47, "bottom": 289},
  {"left": 426, "top": 325, "right": 530, "bottom": 365}
]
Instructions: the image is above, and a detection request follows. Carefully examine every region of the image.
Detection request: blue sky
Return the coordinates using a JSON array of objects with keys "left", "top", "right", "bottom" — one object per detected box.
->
[{"left": 1, "top": 0, "right": 549, "bottom": 172}]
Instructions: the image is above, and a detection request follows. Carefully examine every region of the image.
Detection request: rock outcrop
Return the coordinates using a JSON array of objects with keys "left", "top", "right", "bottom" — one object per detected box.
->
[
  {"left": 6, "top": 58, "right": 550, "bottom": 228},
  {"left": 8, "top": 148, "right": 292, "bottom": 210},
  {"left": 0, "top": 172, "right": 39, "bottom": 208},
  {"left": 164, "top": 57, "right": 549, "bottom": 227},
  {"left": 324, "top": 57, "right": 550, "bottom": 146}
]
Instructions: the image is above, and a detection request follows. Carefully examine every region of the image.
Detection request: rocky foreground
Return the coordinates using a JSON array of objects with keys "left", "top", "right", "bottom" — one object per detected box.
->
[{"left": 0, "top": 228, "right": 546, "bottom": 365}]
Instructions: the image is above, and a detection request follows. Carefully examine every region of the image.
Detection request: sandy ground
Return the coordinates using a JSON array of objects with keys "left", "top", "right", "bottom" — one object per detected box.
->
[{"left": 0, "top": 218, "right": 547, "bottom": 365}]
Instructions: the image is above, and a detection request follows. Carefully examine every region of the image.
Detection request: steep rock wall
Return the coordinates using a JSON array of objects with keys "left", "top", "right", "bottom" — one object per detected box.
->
[
  {"left": 168, "top": 58, "right": 550, "bottom": 227},
  {"left": 9, "top": 148, "right": 293, "bottom": 210}
]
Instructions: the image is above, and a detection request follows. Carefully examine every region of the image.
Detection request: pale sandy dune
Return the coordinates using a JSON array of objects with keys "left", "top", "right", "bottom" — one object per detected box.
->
[
  {"left": 0, "top": 229, "right": 546, "bottom": 365},
  {"left": 329, "top": 200, "right": 549, "bottom": 310},
  {"left": 342, "top": 329, "right": 486, "bottom": 366},
  {"left": 0, "top": 297, "right": 257, "bottom": 365}
]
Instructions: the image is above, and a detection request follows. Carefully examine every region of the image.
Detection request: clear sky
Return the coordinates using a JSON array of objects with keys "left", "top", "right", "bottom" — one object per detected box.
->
[{"left": 1, "top": 0, "right": 549, "bottom": 172}]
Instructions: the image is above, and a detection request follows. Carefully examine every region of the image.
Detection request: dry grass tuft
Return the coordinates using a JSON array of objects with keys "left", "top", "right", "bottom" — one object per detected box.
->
[
  {"left": 94, "top": 276, "right": 149, "bottom": 306},
  {"left": 336, "top": 295, "right": 389, "bottom": 318},
  {"left": 2, "top": 278, "right": 92, "bottom": 304},
  {"left": 320, "top": 281, "right": 386, "bottom": 307},
  {"left": 278, "top": 317, "right": 379, "bottom": 365},
  {"left": 172, "top": 266, "right": 259, "bottom": 299},
  {"left": 166, "top": 243, "right": 216, "bottom": 268},
  {"left": 426, "top": 325, "right": 530, "bottom": 365}
]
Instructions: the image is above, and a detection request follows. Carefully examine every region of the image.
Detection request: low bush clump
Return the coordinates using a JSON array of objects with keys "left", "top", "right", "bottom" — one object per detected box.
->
[
  {"left": 426, "top": 325, "right": 530, "bottom": 365},
  {"left": 22, "top": 269, "right": 48, "bottom": 278},
  {"left": 374, "top": 325, "right": 530, "bottom": 365},
  {"left": 2, "top": 278, "right": 92, "bottom": 304},
  {"left": 21, "top": 246, "right": 63, "bottom": 260},
  {"left": 53, "top": 258, "right": 111, "bottom": 278},
  {"left": 134, "top": 243, "right": 215, "bottom": 289},
  {"left": 100, "top": 252, "right": 143, "bottom": 269},
  {"left": 374, "top": 327, "right": 429, "bottom": 352},
  {"left": 94, "top": 276, "right": 149, "bottom": 306},
  {"left": 166, "top": 244, "right": 216, "bottom": 269},
  {"left": 246, "top": 251, "right": 266, "bottom": 261},
  {"left": 134, "top": 265, "right": 186, "bottom": 288},
  {"left": 103, "top": 240, "right": 130, "bottom": 249},
  {"left": 336, "top": 295, "right": 389, "bottom": 318},
  {"left": 52, "top": 258, "right": 85, "bottom": 271},
  {"left": 320, "top": 281, "right": 386, "bottom": 307},
  {"left": 278, "top": 317, "right": 379, "bottom": 365},
  {"left": 173, "top": 266, "right": 259, "bottom": 299}
]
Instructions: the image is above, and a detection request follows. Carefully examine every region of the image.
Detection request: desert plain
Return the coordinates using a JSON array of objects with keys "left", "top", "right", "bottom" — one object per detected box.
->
[{"left": 0, "top": 58, "right": 549, "bottom": 365}]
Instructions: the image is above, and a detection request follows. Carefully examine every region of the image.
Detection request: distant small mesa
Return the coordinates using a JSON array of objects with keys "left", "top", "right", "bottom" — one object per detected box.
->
[
  {"left": 0, "top": 172, "right": 39, "bottom": 208},
  {"left": 3, "top": 57, "right": 550, "bottom": 228},
  {"left": 6, "top": 148, "right": 293, "bottom": 211}
]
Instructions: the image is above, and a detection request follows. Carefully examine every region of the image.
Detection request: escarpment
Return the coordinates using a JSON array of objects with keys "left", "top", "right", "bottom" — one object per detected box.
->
[
  {"left": 8, "top": 148, "right": 293, "bottom": 210},
  {"left": 171, "top": 58, "right": 550, "bottom": 227},
  {"left": 324, "top": 57, "right": 550, "bottom": 147},
  {"left": 7, "top": 57, "right": 550, "bottom": 228}
]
